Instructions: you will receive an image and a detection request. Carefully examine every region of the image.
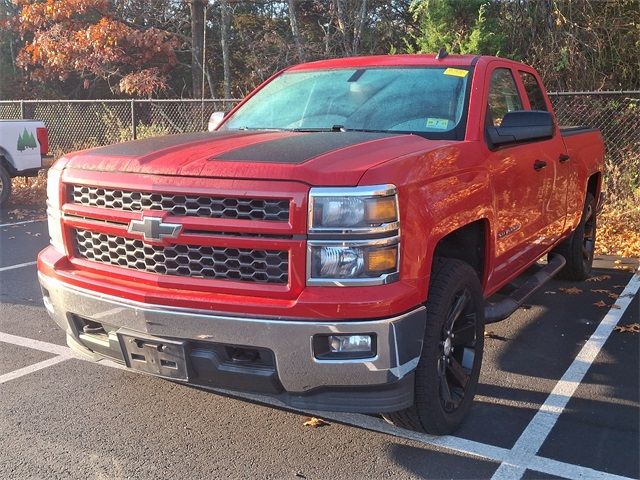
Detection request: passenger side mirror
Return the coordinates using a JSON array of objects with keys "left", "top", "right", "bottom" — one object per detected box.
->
[
  {"left": 208, "top": 111, "right": 227, "bottom": 132},
  {"left": 486, "top": 110, "right": 554, "bottom": 147}
]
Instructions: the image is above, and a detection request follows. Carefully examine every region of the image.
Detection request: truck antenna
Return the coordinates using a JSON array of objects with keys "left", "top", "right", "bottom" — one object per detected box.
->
[{"left": 435, "top": 47, "right": 448, "bottom": 60}]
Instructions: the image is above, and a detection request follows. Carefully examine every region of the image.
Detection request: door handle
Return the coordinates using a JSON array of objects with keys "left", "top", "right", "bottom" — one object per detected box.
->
[
  {"left": 559, "top": 153, "right": 570, "bottom": 163},
  {"left": 533, "top": 160, "right": 547, "bottom": 171}
]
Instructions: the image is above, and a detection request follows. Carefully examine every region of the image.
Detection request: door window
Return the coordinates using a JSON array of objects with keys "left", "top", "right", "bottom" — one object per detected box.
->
[
  {"left": 487, "top": 68, "right": 523, "bottom": 126},
  {"left": 519, "top": 71, "right": 548, "bottom": 111}
]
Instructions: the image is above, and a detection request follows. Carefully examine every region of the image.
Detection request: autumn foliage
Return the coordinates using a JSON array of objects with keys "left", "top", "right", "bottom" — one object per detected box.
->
[{"left": 10, "top": 0, "right": 179, "bottom": 96}]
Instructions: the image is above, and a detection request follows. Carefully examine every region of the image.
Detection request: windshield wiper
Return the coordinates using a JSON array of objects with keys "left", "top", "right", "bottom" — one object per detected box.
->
[
  {"left": 342, "top": 128, "right": 393, "bottom": 134},
  {"left": 290, "top": 125, "right": 345, "bottom": 132}
]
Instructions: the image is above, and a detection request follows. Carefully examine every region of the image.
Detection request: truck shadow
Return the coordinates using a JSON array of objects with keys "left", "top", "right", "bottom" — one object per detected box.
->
[{"left": 484, "top": 261, "right": 637, "bottom": 384}]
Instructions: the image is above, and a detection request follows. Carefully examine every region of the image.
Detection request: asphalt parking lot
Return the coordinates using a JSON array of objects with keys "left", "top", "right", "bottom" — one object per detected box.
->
[{"left": 1, "top": 207, "right": 638, "bottom": 480}]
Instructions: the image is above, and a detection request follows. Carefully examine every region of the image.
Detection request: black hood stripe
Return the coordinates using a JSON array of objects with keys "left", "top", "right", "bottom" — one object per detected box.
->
[
  {"left": 85, "top": 130, "right": 267, "bottom": 157},
  {"left": 211, "top": 131, "right": 401, "bottom": 164}
]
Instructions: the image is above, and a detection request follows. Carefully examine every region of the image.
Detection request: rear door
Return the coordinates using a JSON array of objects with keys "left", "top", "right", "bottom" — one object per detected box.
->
[
  {"left": 484, "top": 66, "right": 555, "bottom": 286},
  {"left": 516, "top": 69, "right": 569, "bottom": 243}
]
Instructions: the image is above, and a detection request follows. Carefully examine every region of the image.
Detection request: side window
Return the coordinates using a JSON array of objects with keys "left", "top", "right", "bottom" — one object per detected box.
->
[
  {"left": 487, "top": 68, "right": 523, "bottom": 126},
  {"left": 519, "top": 71, "right": 548, "bottom": 111}
]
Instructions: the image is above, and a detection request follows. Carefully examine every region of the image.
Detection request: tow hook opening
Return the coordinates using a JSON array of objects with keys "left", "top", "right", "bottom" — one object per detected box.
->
[
  {"left": 226, "top": 346, "right": 260, "bottom": 363},
  {"left": 82, "top": 320, "right": 106, "bottom": 336}
]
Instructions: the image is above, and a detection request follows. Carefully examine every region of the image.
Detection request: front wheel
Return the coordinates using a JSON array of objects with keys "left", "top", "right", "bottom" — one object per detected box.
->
[{"left": 383, "top": 258, "right": 485, "bottom": 435}]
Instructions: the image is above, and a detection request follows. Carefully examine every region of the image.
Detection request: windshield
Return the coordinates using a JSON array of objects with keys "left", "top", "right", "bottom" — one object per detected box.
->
[{"left": 221, "top": 67, "right": 471, "bottom": 139}]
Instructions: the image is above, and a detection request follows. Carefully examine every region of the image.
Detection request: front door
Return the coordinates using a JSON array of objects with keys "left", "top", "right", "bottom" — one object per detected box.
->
[{"left": 484, "top": 67, "right": 556, "bottom": 287}]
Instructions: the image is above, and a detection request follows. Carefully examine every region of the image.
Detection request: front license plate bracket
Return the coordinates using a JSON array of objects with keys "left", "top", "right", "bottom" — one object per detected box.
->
[{"left": 117, "top": 330, "right": 188, "bottom": 381}]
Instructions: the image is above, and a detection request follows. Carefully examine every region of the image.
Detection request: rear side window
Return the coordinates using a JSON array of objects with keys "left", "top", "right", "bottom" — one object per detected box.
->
[
  {"left": 487, "top": 68, "right": 523, "bottom": 126},
  {"left": 519, "top": 71, "right": 548, "bottom": 111}
]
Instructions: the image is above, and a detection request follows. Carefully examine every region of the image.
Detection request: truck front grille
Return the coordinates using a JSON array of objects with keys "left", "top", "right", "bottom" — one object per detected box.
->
[
  {"left": 74, "top": 229, "right": 289, "bottom": 284},
  {"left": 72, "top": 186, "right": 290, "bottom": 222}
]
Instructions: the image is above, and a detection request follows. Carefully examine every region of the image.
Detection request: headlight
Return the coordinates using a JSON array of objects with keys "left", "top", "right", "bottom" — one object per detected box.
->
[
  {"left": 307, "top": 184, "right": 400, "bottom": 286},
  {"left": 46, "top": 166, "right": 65, "bottom": 254},
  {"left": 309, "top": 185, "right": 398, "bottom": 234},
  {"left": 307, "top": 238, "right": 399, "bottom": 286}
]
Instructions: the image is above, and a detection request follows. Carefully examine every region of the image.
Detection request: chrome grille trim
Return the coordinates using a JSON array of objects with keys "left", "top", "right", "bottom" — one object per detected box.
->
[
  {"left": 71, "top": 186, "right": 290, "bottom": 221},
  {"left": 74, "top": 229, "right": 289, "bottom": 284}
]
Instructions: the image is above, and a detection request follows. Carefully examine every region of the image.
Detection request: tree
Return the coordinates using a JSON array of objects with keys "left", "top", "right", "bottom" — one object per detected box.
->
[
  {"left": 16, "top": 132, "right": 25, "bottom": 151},
  {"left": 287, "top": 0, "right": 306, "bottom": 61},
  {"left": 409, "top": 0, "right": 505, "bottom": 55},
  {"left": 190, "top": 0, "right": 206, "bottom": 98},
  {"left": 333, "top": 0, "right": 369, "bottom": 55},
  {"left": 220, "top": 0, "right": 232, "bottom": 98},
  {"left": 10, "top": 0, "right": 181, "bottom": 97}
]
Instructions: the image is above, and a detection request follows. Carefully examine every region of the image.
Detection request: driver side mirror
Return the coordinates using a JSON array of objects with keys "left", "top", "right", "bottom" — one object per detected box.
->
[
  {"left": 208, "top": 111, "right": 227, "bottom": 132},
  {"left": 486, "top": 110, "right": 554, "bottom": 148}
]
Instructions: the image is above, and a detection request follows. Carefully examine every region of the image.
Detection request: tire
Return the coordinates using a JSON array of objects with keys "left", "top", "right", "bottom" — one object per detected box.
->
[
  {"left": 0, "top": 164, "right": 11, "bottom": 209},
  {"left": 383, "top": 258, "right": 485, "bottom": 435},
  {"left": 551, "top": 193, "right": 596, "bottom": 281}
]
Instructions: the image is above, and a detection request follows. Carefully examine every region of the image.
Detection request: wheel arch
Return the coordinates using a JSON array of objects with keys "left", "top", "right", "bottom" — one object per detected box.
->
[
  {"left": 430, "top": 219, "right": 490, "bottom": 289},
  {"left": 0, "top": 148, "right": 17, "bottom": 176},
  {"left": 586, "top": 171, "right": 602, "bottom": 203}
]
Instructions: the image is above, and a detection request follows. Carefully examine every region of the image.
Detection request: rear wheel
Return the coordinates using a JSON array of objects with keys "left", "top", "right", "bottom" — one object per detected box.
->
[
  {"left": 552, "top": 193, "right": 596, "bottom": 281},
  {"left": 383, "top": 258, "right": 485, "bottom": 434},
  {"left": 0, "top": 164, "right": 11, "bottom": 208}
]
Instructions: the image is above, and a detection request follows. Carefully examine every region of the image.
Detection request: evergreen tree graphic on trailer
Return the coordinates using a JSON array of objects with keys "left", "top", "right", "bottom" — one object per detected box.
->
[{"left": 16, "top": 128, "right": 38, "bottom": 151}]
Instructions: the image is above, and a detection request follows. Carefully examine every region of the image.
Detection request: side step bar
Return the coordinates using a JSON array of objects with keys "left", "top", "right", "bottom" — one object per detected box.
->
[{"left": 484, "top": 254, "right": 566, "bottom": 324}]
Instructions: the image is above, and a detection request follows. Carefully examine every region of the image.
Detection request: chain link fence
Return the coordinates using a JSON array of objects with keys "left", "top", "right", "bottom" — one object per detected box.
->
[
  {"left": 548, "top": 91, "right": 639, "bottom": 202},
  {"left": 0, "top": 99, "right": 238, "bottom": 156},
  {"left": 1, "top": 92, "right": 638, "bottom": 199},
  {"left": 549, "top": 91, "right": 639, "bottom": 161}
]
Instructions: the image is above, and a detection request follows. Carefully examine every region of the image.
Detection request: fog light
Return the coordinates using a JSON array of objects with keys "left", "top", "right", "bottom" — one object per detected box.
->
[
  {"left": 328, "top": 335, "right": 372, "bottom": 353},
  {"left": 313, "top": 334, "right": 376, "bottom": 359}
]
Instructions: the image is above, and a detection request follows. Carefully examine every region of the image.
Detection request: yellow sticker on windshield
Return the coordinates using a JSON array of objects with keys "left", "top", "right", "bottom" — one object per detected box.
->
[
  {"left": 426, "top": 118, "right": 449, "bottom": 129},
  {"left": 443, "top": 68, "right": 469, "bottom": 78}
]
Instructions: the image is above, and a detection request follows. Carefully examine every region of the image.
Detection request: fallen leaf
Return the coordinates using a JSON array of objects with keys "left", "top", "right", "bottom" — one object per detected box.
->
[
  {"left": 590, "top": 289, "right": 610, "bottom": 294},
  {"left": 586, "top": 275, "right": 611, "bottom": 282},
  {"left": 614, "top": 259, "right": 622, "bottom": 264},
  {"left": 593, "top": 300, "right": 608, "bottom": 307},
  {"left": 303, "top": 417, "right": 330, "bottom": 428},
  {"left": 615, "top": 265, "right": 634, "bottom": 272},
  {"left": 559, "top": 287, "right": 582, "bottom": 295},
  {"left": 610, "top": 304, "right": 621, "bottom": 309},
  {"left": 613, "top": 285, "right": 627, "bottom": 288},
  {"left": 614, "top": 323, "right": 640, "bottom": 333},
  {"left": 607, "top": 293, "right": 619, "bottom": 299},
  {"left": 484, "top": 331, "right": 508, "bottom": 341}
]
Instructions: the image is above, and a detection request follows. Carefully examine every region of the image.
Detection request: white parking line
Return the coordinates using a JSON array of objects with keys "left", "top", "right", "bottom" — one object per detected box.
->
[
  {"left": 0, "top": 331, "right": 72, "bottom": 357},
  {"left": 0, "top": 218, "right": 46, "bottom": 228},
  {"left": 0, "top": 356, "right": 69, "bottom": 384},
  {"left": 491, "top": 267, "right": 640, "bottom": 480},
  {"left": 0, "top": 261, "right": 37, "bottom": 272}
]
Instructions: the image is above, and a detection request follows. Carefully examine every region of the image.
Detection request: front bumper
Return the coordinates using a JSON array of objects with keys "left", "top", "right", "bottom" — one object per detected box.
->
[{"left": 39, "top": 272, "right": 426, "bottom": 413}]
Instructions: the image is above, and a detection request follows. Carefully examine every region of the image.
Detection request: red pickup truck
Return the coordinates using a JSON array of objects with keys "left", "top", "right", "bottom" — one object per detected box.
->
[{"left": 39, "top": 54, "right": 604, "bottom": 434}]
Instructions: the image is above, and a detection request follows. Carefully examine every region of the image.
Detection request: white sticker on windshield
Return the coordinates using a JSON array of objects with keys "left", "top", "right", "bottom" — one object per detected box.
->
[{"left": 426, "top": 118, "right": 449, "bottom": 129}]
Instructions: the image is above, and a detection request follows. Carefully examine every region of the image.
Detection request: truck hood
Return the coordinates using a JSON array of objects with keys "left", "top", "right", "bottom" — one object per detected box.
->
[{"left": 63, "top": 130, "right": 438, "bottom": 186}]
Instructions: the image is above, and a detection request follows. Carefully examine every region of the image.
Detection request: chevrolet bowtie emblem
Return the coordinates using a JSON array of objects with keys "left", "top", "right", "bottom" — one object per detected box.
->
[{"left": 128, "top": 216, "right": 182, "bottom": 241}]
